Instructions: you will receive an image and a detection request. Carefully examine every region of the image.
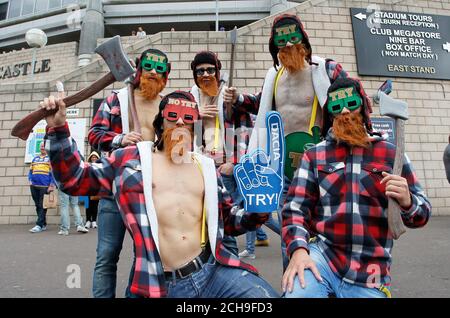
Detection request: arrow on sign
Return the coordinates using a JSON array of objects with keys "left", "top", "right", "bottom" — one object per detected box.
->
[
  {"left": 354, "top": 12, "right": 367, "bottom": 20},
  {"left": 444, "top": 42, "right": 450, "bottom": 53}
]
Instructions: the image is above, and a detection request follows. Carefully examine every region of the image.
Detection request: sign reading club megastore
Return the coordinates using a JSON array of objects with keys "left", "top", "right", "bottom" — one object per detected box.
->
[
  {"left": 351, "top": 8, "right": 450, "bottom": 80},
  {"left": 0, "top": 59, "right": 51, "bottom": 79}
]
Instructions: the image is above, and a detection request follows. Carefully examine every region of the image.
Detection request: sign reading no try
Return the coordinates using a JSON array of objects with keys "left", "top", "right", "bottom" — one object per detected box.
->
[{"left": 351, "top": 8, "right": 450, "bottom": 80}]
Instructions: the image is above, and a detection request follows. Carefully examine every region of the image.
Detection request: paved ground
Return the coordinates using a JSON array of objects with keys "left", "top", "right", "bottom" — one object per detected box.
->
[{"left": 0, "top": 216, "right": 449, "bottom": 298}]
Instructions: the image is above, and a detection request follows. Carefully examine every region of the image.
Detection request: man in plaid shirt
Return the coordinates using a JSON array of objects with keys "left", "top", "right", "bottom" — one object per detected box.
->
[
  {"left": 190, "top": 51, "right": 255, "bottom": 255},
  {"left": 88, "top": 48, "right": 171, "bottom": 297},
  {"left": 41, "top": 91, "right": 278, "bottom": 298},
  {"left": 281, "top": 77, "right": 431, "bottom": 298},
  {"left": 224, "top": 14, "right": 348, "bottom": 263}
]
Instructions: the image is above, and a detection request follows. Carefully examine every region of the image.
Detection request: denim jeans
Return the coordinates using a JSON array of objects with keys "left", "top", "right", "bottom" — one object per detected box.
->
[
  {"left": 245, "top": 213, "right": 280, "bottom": 254},
  {"left": 166, "top": 255, "right": 279, "bottom": 298},
  {"left": 59, "top": 191, "right": 83, "bottom": 231},
  {"left": 278, "top": 175, "right": 291, "bottom": 270},
  {"left": 93, "top": 198, "right": 128, "bottom": 298},
  {"left": 30, "top": 185, "right": 48, "bottom": 228},
  {"left": 220, "top": 173, "right": 242, "bottom": 256},
  {"left": 283, "top": 243, "right": 389, "bottom": 298}
]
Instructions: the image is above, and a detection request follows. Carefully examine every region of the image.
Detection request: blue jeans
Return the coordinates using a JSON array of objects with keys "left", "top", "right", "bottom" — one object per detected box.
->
[
  {"left": 93, "top": 198, "right": 133, "bottom": 298},
  {"left": 166, "top": 255, "right": 279, "bottom": 298},
  {"left": 220, "top": 173, "right": 242, "bottom": 256},
  {"left": 278, "top": 175, "right": 291, "bottom": 270},
  {"left": 30, "top": 185, "right": 48, "bottom": 228},
  {"left": 245, "top": 213, "right": 280, "bottom": 254},
  {"left": 59, "top": 191, "right": 83, "bottom": 231},
  {"left": 283, "top": 243, "right": 389, "bottom": 298}
]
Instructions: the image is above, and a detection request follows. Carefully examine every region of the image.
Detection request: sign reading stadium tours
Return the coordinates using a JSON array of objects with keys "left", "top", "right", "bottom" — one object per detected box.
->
[
  {"left": 351, "top": 8, "right": 450, "bottom": 80},
  {"left": 0, "top": 59, "right": 51, "bottom": 80}
]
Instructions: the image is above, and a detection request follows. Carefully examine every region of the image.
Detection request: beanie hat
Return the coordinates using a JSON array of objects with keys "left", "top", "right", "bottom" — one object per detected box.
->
[
  {"left": 321, "top": 77, "right": 374, "bottom": 138},
  {"left": 190, "top": 51, "right": 222, "bottom": 87},
  {"left": 153, "top": 90, "right": 199, "bottom": 150},
  {"left": 269, "top": 14, "right": 312, "bottom": 69},
  {"left": 132, "top": 48, "right": 171, "bottom": 87}
]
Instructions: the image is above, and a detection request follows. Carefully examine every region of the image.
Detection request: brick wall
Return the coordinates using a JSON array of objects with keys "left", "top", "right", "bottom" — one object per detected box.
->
[
  {"left": 0, "top": 0, "right": 449, "bottom": 224},
  {"left": 0, "top": 42, "right": 78, "bottom": 84}
]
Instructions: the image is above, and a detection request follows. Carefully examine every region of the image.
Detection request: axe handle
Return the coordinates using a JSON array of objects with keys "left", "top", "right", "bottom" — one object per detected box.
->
[
  {"left": 127, "top": 83, "right": 141, "bottom": 134},
  {"left": 387, "top": 119, "right": 407, "bottom": 239},
  {"left": 225, "top": 43, "right": 236, "bottom": 121},
  {"left": 11, "top": 72, "right": 116, "bottom": 140}
]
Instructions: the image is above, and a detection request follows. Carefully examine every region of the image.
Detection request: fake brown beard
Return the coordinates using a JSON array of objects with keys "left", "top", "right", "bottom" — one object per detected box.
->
[
  {"left": 197, "top": 75, "right": 219, "bottom": 97},
  {"left": 139, "top": 73, "right": 166, "bottom": 100},
  {"left": 332, "top": 112, "right": 371, "bottom": 148},
  {"left": 278, "top": 43, "right": 308, "bottom": 73},
  {"left": 162, "top": 126, "right": 194, "bottom": 163}
]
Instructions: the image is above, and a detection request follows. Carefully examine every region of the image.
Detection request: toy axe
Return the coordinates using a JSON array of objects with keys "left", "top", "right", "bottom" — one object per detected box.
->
[
  {"left": 11, "top": 35, "right": 135, "bottom": 140},
  {"left": 378, "top": 90, "right": 408, "bottom": 240}
]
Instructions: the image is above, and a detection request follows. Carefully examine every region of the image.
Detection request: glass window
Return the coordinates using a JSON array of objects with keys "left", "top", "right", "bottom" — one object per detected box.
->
[
  {"left": 48, "top": 0, "right": 61, "bottom": 9},
  {"left": 22, "top": 0, "right": 35, "bottom": 15},
  {"left": 62, "top": 0, "right": 77, "bottom": 6},
  {"left": 35, "top": 0, "right": 48, "bottom": 13},
  {"left": 7, "top": 0, "right": 22, "bottom": 18},
  {"left": 0, "top": 3, "right": 8, "bottom": 20}
]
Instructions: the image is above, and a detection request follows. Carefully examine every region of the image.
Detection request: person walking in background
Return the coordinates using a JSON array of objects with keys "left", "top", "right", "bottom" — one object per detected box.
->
[
  {"left": 85, "top": 151, "right": 101, "bottom": 229},
  {"left": 444, "top": 134, "right": 450, "bottom": 184},
  {"left": 28, "top": 141, "right": 55, "bottom": 233},
  {"left": 136, "top": 26, "right": 146, "bottom": 38},
  {"left": 131, "top": 30, "right": 136, "bottom": 36},
  {"left": 58, "top": 191, "right": 89, "bottom": 236}
]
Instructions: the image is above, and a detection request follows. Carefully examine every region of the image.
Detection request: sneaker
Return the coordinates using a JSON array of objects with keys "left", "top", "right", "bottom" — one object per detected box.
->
[
  {"left": 29, "top": 225, "right": 42, "bottom": 233},
  {"left": 85, "top": 221, "right": 91, "bottom": 229},
  {"left": 91, "top": 221, "right": 97, "bottom": 229},
  {"left": 57, "top": 229, "right": 69, "bottom": 236},
  {"left": 77, "top": 225, "right": 89, "bottom": 233},
  {"left": 255, "top": 239, "right": 269, "bottom": 247},
  {"left": 238, "top": 249, "right": 256, "bottom": 259}
]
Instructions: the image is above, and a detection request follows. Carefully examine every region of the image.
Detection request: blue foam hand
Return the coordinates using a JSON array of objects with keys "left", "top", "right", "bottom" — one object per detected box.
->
[{"left": 234, "top": 111, "right": 285, "bottom": 213}]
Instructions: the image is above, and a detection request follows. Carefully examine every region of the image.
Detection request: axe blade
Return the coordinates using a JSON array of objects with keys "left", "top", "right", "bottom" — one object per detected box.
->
[
  {"left": 95, "top": 35, "right": 135, "bottom": 82},
  {"left": 378, "top": 91, "right": 409, "bottom": 121},
  {"left": 230, "top": 26, "right": 238, "bottom": 45}
]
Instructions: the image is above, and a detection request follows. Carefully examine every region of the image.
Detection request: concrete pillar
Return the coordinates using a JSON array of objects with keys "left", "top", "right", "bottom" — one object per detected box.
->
[
  {"left": 78, "top": 0, "right": 104, "bottom": 67},
  {"left": 270, "top": 0, "right": 288, "bottom": 15}
]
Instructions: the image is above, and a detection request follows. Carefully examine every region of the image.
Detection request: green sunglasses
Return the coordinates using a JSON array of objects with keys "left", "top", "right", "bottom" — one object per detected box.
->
[
  {"left": 141, "top": 57, "right": 168, "bottom": 74},
  {"left": 274, "top": 30, "right": 303, "bottom": 47},
  {"left": 327, "top": 88, "right": 363, "bottom": 115}
]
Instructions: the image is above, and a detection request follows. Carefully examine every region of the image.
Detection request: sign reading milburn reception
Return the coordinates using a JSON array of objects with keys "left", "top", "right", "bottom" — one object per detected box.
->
[{"left": 351, "top": 8, "right": 450, "bottom": 80}]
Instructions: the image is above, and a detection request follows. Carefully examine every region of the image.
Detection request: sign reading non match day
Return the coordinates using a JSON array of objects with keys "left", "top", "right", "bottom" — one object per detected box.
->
[
  {"left": 371, "top": 117, "right": 396, "bottom": 145},
  {"left": 351, "top": 8, "right": 450, "bottom": 80}
]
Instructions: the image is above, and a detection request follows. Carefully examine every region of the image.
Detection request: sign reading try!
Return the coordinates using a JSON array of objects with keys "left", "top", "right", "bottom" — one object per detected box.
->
[{"left": 351, "top": 8, "right": 450, "bottom": 80}]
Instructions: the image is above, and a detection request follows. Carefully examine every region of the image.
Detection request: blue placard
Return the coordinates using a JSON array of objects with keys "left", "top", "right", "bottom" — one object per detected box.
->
[{"left": 234, "top": 111, "right": 285, "bottom": 213}]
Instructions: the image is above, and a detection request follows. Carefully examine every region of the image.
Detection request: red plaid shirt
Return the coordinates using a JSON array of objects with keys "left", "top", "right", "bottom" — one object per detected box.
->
[
  {"left": 47, "top": 123, "right": 268, "bottom": 298},
  {"left": 88, "top": 91, "right": 124, "bottom": 152},
  {"left": 282, "top": 131, "right": 431, "bottom": 288}
]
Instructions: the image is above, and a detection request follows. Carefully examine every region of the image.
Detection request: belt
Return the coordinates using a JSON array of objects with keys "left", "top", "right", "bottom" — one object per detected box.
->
[{"left": 164, "top": 245, "right": 211, "bottom": 280}]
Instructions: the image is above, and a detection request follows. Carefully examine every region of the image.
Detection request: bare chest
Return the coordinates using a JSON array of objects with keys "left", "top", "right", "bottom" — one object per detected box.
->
[{"left": 275, "top": 67, "right": 317, "bottom": 134}]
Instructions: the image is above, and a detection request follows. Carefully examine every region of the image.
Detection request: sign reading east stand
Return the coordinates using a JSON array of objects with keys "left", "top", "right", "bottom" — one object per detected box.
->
[{"left": 351, "top": 8, "right": 450, "bottom": 80}]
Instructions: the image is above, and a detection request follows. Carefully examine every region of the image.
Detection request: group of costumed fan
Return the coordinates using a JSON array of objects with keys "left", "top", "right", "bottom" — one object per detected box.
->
[{"left": 36, "top": 13, "right": 430, "bottom": 298}]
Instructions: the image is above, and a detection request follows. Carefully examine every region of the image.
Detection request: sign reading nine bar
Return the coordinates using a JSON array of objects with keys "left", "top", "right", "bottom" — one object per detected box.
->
[{"left": 351, "top": 8, "right": 450, "bottom": 80}]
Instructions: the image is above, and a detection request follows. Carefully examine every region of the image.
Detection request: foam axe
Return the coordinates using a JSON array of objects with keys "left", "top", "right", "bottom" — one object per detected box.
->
[
  {"left": 378, "top": 90, "right": 408, "bottom": 240},
  {"left": 11, "top": 35, "right": 135, "bottom": 140}
]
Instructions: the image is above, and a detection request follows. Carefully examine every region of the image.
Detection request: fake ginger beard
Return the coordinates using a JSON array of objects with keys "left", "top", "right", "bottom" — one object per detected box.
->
[
  {"left": 162, "top": 126, "right": 194, "bottom": 164},
  {"left": 197, "top": 75, "right": 219, "bottom": 97},
  {"left": 278, "top": 43, "right": 308, "bottom": 74},
  {"left": 139, "top": 73, "right": 166, "bottom": 100},
  {"left": 332, "top": 112, "right": 371, "bottom": 148}
]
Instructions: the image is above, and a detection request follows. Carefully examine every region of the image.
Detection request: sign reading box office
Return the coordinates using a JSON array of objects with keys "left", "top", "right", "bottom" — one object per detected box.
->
[{"left": 350, "top": 8, "right": 450, "bottom": 80}]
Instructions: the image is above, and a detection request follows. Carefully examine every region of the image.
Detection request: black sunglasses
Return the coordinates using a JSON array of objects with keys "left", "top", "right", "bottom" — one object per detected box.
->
[{"left": 195, "top": 67, "right": 216, "bottom": 77}]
